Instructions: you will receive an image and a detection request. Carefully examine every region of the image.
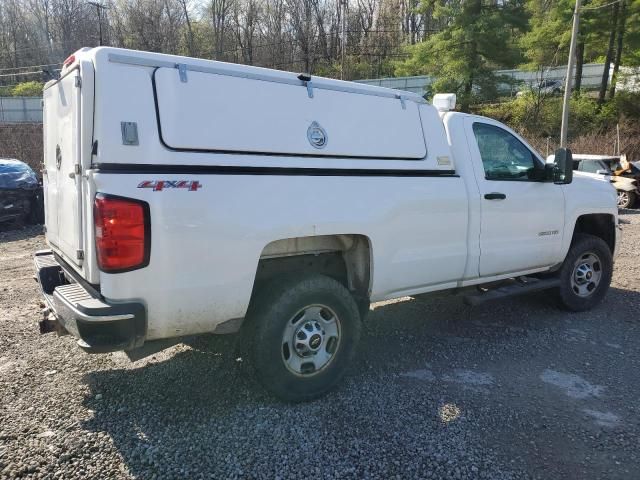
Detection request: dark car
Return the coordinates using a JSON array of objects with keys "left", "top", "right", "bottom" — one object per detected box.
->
[
  {"left": 516, "top": 79, "right": 564, "bottom": 97},
  {"left": 0, "top": 158, "right": 44, "bottom": 226}
]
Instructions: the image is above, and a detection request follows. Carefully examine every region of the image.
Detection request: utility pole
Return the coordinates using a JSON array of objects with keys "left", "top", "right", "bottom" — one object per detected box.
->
[
  {"left": 340, "top": 0, "right": 347, "bottom": 80},
  {"left": 88, "top": 1, "right": 108, "bottom": 46},
  {"left": 560, "top": 0, "right": 582, "bottom": 148}
]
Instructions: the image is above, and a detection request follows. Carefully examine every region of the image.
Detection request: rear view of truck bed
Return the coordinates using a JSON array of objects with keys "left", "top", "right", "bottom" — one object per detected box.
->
[{"left": 42, "top": 51, "right": 95, "bottom": 277}]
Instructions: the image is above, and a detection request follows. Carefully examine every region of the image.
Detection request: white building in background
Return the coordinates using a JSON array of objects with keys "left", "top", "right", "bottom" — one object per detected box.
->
[
  {"left": 354, "top": 63, "right": 634, "bottom": 97},
  {"left": 0, "top": 96, "right": 43, "bottom": 123}
]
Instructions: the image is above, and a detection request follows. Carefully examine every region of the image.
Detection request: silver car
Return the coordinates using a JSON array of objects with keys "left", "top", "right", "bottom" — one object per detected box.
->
[{"left": 573, "top": 155, "right": 639, "bottom": 209}]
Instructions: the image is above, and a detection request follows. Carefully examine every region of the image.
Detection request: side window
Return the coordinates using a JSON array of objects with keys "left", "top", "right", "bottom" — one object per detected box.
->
[
  {"left": 472, "top": 123, "right": 537, "bottom": 181},
  {"left": 580, "top": 161, "right": 609, "bottom": 174},
  {"left": 580, "top": 161, "right": 600, "bottom": 174}
]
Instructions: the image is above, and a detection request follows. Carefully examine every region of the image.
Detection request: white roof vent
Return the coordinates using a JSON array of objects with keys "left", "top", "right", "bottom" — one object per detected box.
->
[{"left": 432, "top": 93, "right": 457, "bottom": 112}]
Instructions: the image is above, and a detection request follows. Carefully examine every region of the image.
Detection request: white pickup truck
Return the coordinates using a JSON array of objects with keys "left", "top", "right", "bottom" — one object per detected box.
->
[{"left": 35, "top": 47, "right": 620, "bottom": 401}]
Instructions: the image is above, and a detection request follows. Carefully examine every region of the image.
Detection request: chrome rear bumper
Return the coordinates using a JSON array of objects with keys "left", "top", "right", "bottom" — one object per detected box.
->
[{"left": 34, "top": 250, "right": 146, "bottom": 353}]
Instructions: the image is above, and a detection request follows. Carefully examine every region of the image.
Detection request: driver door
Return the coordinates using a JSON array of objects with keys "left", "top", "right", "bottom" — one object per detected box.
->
[{"left": 464, "top": 118, "right": 565, "bottom": 277}]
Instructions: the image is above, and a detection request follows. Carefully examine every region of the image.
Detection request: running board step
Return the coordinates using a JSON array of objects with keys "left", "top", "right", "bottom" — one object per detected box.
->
[{"left": 462, "top": 276, "right": 560, "bottom": 307}]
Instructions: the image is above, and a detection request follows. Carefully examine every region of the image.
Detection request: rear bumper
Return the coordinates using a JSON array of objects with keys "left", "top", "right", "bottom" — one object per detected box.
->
[{"left": 34, "top": 250, "right": 146, "bottom": 353}]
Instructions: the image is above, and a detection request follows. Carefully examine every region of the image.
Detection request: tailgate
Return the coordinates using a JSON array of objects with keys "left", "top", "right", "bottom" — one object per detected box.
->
[{"left": 43, "top": 68, "right": 84, "bottom": 266}]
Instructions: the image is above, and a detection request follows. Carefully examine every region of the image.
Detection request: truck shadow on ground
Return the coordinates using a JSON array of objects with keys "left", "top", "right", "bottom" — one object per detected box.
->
[
  {"left": 0, "top": 223, "right": 43, "bottom": 241},
  {"left": 79, "top": 287, "right": 639, "bottom": 479},
  {"left": 619, "top": 208, "right": 640, "bottom": 216}
]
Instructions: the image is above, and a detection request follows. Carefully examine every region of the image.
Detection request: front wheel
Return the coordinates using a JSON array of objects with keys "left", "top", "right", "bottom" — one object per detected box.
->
[
  {"left": 617, "top": 190, "right": 636, "bottom": 209},
  {"left": 245, "top": 274, "right": 361, "bottom": 402},
  {"left": 556, "top": 233, "right": 613, "bottom": 312}
]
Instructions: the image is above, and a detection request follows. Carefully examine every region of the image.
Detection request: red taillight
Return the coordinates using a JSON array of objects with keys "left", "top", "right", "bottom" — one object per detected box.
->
[
  {"left": 63, "top": 54, "right": 75, "bottom": 67},
  {"left": 94, "top": 194, "right": 150, "bottom": 273}
]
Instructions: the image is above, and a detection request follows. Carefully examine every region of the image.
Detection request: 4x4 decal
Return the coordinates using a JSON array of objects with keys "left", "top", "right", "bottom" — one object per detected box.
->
[{"left": 137, "top": 180, "right": 202, "bottom": 191}]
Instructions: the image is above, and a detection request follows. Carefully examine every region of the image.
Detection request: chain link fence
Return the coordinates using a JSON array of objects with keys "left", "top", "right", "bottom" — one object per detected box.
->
[
  {"left": 0, "top": 97, "right": 43, "bottom": 123},
  {"left": 0, "top": 123, "right": 43, "bottom": 175},
  {"left": 355, "top": 63, "right": 609, "bottom": 97}
]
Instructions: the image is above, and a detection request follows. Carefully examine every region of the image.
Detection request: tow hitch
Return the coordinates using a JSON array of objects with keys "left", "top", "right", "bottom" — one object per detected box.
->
[{"left": 38, "top": 307, "right": 67, "bottom": 335}]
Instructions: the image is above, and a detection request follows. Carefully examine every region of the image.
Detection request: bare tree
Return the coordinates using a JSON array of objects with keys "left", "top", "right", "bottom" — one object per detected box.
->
[
  {"left": 28, "top": 0, "right": 54, "bottom": 61},
  {"left": 233, "top": 0, "right": 259, "bottom": 64},
  {"left": 609, "top": 0, "right": 627, "bottom": 99},
  {"left": 287, "top": 0, "right": 318, "bottom": 72},
  {"left": 177, "top": 0, "right": 196, "bottom": 56},
  {"left": 0, "top": 0, "right": 435, "bottom": 85},
  {"left": 209, "top": 0, "right": 232, "bottom": 59},
  {"left": 261, "top": 0, "right": 287, "bottom": 67},
  {"left": 356, "top": 0, "right": 376, "bottom": 39},
  {"left": 598, "top": 0, "right": 619, "bottom": 104}
]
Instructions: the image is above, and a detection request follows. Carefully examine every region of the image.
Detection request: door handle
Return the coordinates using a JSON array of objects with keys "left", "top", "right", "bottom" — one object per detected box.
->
[{"left": 484, "top": 192, "right": 506, "bottom": 200}]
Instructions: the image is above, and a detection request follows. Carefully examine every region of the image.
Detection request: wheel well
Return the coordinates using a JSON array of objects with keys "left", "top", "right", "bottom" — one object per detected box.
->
[
  {"left": 573, "top": 214, "right": 615, "bottom": 253},
  {"left": 253, "top": 234, "right": 372, "bottom": 304}
]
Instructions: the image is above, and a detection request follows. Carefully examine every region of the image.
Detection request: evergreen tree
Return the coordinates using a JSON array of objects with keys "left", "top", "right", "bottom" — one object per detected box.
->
[
  {"left": 520, "top": 0, "right": 574, "bottom": 70},
  {"left": 396, "top": 0, "right": 528, "bottom": 111},
  {"left": 521, "top": 0, "right": 640, "bottom": 99}
]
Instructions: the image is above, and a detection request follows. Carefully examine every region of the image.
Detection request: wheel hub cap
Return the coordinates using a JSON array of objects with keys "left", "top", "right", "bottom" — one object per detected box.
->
[
  {"left": 618, "top": 191, "right": 628, "bottom": 206},
  {"left": 571, "top": 252, "right": 602, "bottom": 297},
  {"left": 282, "top": 305, "right": 341, "bottom": 376},
  {"left": 294, "top": 321, "right": 325, "bottom": 356}
]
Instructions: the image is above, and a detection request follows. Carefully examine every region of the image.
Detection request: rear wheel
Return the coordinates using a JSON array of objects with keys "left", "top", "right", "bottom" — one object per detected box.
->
[
  {"left": 617, "top": 190, "right": 636, "bottom": 209},
  {"left": 556, "top": 234, "right": 612, "bottom": 312},
  {"left": 245, "top": 274, "right": 361, "bottom": 402}
]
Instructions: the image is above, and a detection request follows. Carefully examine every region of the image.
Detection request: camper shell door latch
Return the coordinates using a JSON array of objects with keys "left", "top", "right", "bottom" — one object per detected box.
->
[
  {"left": 298, "top": 73, "right": 313, "bottom": 98},
  {"left": 396, "top": 94, "right": 407, "bottom": 110},
  {"left": 177, "top": 63, "right": 188, "bottom": 83}
]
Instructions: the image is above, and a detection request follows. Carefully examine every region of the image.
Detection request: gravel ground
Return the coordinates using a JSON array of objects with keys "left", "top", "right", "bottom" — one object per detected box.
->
[{"left": 1, "top": 212, "right": 639, "bottom": 480}]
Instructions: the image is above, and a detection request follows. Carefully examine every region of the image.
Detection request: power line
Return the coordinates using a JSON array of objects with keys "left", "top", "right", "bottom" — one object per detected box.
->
[
  {"left": 0, "top": 41, "right": 407, "bottom": 77},
  {"left": 0, "top": 28, "right": 413, "bottom": 60},
  {"left": 0, "top": 70, "right": 50, "bottom": 78},
  {"left": 0, "top": 36, "right": 100, "bottom": 56},
  {"left": 0, "top": 30, "right": 412, "bottom": 80},
  {"left": 581, "top": 0, "right": 623, "bottom": 10},
  {"left": 0, "top": 41, "right": 67, "bottom": 56},
  {"left": 0, "top": 63, "right": 62, "bottom": 73},
  {"left": 210, "top": 29, "right": 415, "bottom": 56},
  {"left": 88, "top": 1, "right": 109, "bottom": 46}
]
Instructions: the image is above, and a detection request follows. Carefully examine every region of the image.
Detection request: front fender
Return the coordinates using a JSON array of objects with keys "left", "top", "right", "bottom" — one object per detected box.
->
[{"left": 559, "top": 174, "right": 618, "bottom": 262}]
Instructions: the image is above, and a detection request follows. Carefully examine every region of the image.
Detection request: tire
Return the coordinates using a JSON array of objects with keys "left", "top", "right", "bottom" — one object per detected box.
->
[
  {"left": 245, "top": 274, "right": 361, "bottom": 402},
  {"left": 28, "top": 193, "right": 45, "bottom": 224},
  {"left": 616, "top": 190, "right": 636, "bottom": 209},
  {"left": 556, "top": 233, "right": 613, "bottom": 312}
]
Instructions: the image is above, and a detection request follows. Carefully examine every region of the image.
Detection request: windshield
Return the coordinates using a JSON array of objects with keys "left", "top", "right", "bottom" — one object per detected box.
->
[{"left": 579, "top": 160, "right": 609, "bottom": 174}]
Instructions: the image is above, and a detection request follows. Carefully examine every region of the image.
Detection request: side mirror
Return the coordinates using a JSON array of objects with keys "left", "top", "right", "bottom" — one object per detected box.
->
[{"left": 553, "top": 148, "right": 573, "bottom": 184}]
